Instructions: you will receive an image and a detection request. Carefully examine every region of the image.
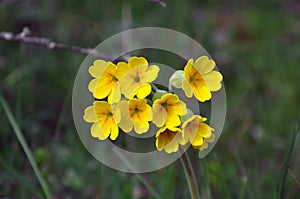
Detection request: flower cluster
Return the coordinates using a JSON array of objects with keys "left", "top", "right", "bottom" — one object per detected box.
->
[{"left": 84, "top": 56, "right": 222, "bottom": 153}]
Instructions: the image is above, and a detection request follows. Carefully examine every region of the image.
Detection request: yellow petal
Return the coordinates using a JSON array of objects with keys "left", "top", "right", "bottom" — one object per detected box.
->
[
  {"left": 88, "top": 60, "right": 109, "bottom": 78},
  {"left": 191, "top": 133, "right": 204, "bottom": 146},
  {"left": 94, "top": 101, "right": 111, "bottom": 117},
  {"left": 88, "top": 79, "right": 98, "bottom": 93},
  {"left": 161, "top": 93, "right": 178, "bottom": 103},
  {"left": 142, "top": 65, "right": 160, "bottom": 82},
  {"left": 193, "top": 83, "right": 211, "bottom": 102},
  {"left": 115, "top": 62, "right": 131, "bottom": 79},
  {"left": 194, "top": 56, "right": 216, "bottom": 74},
  {"left": 197, "top": 142, "right": 208, "bottom": 151},
  {"left": 117, "top": 100, "right": 133, "bottom": 132},
  {"left": 184, "top": 59, "right": 194, "bottom": 77},
  {"left": 171, "top": 100, "right": 187, "bottom": 116},
  {"left": 202, "top": 71, "right": 223, "bottom": 91},
  {"left": 152, "top": 103, "right": 167, "bottom": 127},
  {"left": 165, "top": 113, "right": 181, "bottom": 128},
  {"left": 118, "top": 118, "right": 133, "bottom": 132},
  {"left": 109, "top": 123, "right": 119, "bottom": 140},
  {"left": 197, "top": 123, "right": 212, "bottom": 138},
  {"left": 164, "top": 138, "right": 179, "bottom": 153},
  {"left": 206, "top": 133, "right": 215, "bottom": 143},
  {"left": 129, "top": 99, "right": 151, "bottom": 126},
  {"left": 134, "top": 124, "right": 149, "bottom": 134},
  {"left": 98, "top": 118, "right": 111, "bottom": 134},
  {"left": 136, "top": 103, "right": 152, "bottom": 122},
  {"left": 156, "top": 135, "right": 165, "bottom": 151},
  {"left": 83, "top": 106, "right": 97, "bottom": 123},
  {"left": 182, "top": 79, "right": 193, "bottom": 98},
  {"left": 120, "top": 81, "right": 139, "bottom": 99},
  {"left": 128, "top": 56, "right": 148, "bottom": 70},
  {"left": 178, "top": 133, "right": 186, "bottom": 146},
  {"left": 112, "top": 104, "right": 121, "bottom": 123},
  {"left": 91, "top": 122, "right": 109, "bottom": 140},
  {"left": 136, "top": 83, "right": 151, "bottom": 99},
  {"left": 94, "top": 81, "right": 112, "bottom": 99},
  {"left": 108, "top": 85, "right": 121, "bottom": 104}
]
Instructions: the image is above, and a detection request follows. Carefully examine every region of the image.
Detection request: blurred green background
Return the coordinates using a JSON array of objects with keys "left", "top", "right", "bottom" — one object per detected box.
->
[{"left": 0, "top": 0, "right": 299, "bottom": 198}]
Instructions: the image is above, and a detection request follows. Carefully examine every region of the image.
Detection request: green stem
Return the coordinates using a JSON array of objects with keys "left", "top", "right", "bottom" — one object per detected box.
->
[
  {"left": 180, "top": 152, "right": 200, "bottom": 199},
  {"left": 0, "top": 96, "right": 52, "bottom": 199},
  {"left": 151, "top": 83, "right": 159, "bottom": 92},
  {"left": 276, "top": 125, "right": 299, "bottom": 199}
]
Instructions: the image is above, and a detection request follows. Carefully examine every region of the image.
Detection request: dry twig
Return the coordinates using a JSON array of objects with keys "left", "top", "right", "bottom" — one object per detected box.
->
[
  {"left": 0, "top": 27, "right": 122, "bottom": 60},
  {"left": 147, "top": 0, "right": 167, "bottom": 8}
]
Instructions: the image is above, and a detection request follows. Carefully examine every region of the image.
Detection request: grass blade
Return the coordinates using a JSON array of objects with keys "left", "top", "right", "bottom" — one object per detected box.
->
[
  {"left": 0, "top": 95, "right": 52, "bottom": 199},
  {"left": 276, "top": 125, "right": 299, "bottom": 199}
]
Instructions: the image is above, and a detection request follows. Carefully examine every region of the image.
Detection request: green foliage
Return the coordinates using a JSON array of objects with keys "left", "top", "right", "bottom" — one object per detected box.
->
[{"left": 0, "top": 0, "right": 299, "bottom": 198}]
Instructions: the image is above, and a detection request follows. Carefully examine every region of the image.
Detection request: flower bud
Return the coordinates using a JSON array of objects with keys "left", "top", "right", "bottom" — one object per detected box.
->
[{"left": 169, "top": 70, "right": 184, "bottom": 88}]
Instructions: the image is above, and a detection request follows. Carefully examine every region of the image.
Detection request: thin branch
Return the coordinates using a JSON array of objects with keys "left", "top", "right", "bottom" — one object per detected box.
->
[
  {"left": 0, "top": 27, "right": 123, "bottom": 60},
  {"left": 147, "top": 0, "right": 167, "bottom": 8}
]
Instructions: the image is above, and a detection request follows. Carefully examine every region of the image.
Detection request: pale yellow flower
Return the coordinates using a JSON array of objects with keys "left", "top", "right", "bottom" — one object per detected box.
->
[
  {"left": 182, "top": 56, "right": 223, "bottom": 102},
  {"left": 152, "top": 93, "right": 187, "bottom": 128},
  {"left": 118, "top": 99, "right": 152, "bottom": 134},
  {"left": 83, "top": 101, "right": 121, "bottom": 140},
  {"left": 182, "top": 115, "right": 214, "bottom": 148},
  {"left": 156, "top": 126, "right": 185, "bottom": 153},
  {"left": 88, "top": 60, "right": 121, "bottom": 104},
  {"left": 117, "top": 56, "right": 159, "bottom": 99}
]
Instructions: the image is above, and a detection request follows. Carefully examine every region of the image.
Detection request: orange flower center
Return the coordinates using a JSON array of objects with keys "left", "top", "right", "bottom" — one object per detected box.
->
[
  {"left": 112, "top": 75, "right": 118, "bottom": 82},
  {"left": 189, "top": 76, "right": 196, "bottom": 83},
  {"left": 134, "top": 75, "right": 140, "bottom": 82},
  {"left": 133, "top": 107, "right": 140, "bottom": 114},
  {"left": 161, "top": 102, "right": 168, "bottom": 108},
  {"left": 106, "top": 112, "right": 113, "bottom": 117}
]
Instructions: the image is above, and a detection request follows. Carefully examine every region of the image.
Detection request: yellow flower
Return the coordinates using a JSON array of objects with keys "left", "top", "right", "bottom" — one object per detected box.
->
[
  {"left": 152, "top": 93, "right": 187, "bottom": 128},
  {"left": 182, "top": 115, "right": 214, "bottom": 148},
  {"left": 182, "top": 56, "right": 223, "bottom": 102},
  {"left": 88, "top": 60, "right": 121, "bottom": 104},
  {"left": 117, "top": 56, "right": 159, "bottom": 99},
  {"left": 118, "top": 99, "right": 152, "bottom": 134},
  {"left": 193, "top": 133, "right": 215, "bottom": 151},
  {"left": 155, "top": 126, "right": 185, "bottom": 153},
  {"left": 83, "top": 101, "right": 121, "bottom": 140}
]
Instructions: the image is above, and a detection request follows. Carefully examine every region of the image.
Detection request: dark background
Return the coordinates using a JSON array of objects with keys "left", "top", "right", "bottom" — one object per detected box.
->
[{"left": 0, "top": 0, "right": 299, "bottom": 198}]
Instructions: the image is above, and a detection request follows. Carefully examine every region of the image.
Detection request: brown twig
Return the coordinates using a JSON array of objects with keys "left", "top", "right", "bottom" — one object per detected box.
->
[
  {"left": 147, "top": 0, "right": 167, "bottom": 8},
  {"left": 0, "top": 27, "right": 124, "bottom": 60}
]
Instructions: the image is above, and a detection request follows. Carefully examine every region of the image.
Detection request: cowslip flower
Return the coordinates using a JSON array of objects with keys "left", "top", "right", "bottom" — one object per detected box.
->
[
  {"left": 83, "top": 101, "right": 121, "bottom": 140},
  {"left": 117, "top": 56, "right": 159, "bottom": 99},
  {"left": 156, "top": 126, "right": 185, "bottom": 153},
  {"left": 182, "top": 115, "right": 214, "bottom": 148},
  {"left": 118, "top": 99, "right": 152, "bottom": 134},
  {"left": 152, "top": 93, "right": 187, "bottom": 128},
  {"left": 193, "top": 133, "right": 215, "bottom": 151},
  {"left": 88, "top": 60, "right": 121, "bottom": 104},
  {"left": 182, "top": 56, "right": 223, "bottom": 102}
]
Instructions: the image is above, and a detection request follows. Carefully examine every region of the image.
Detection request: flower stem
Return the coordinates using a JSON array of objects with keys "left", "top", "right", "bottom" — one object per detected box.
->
[
  {"left": 151, "top": 83, "right": 159, "bottom": 92},
  {"left": 180, "top": 151, "right": 200, "bottom": 199}
]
